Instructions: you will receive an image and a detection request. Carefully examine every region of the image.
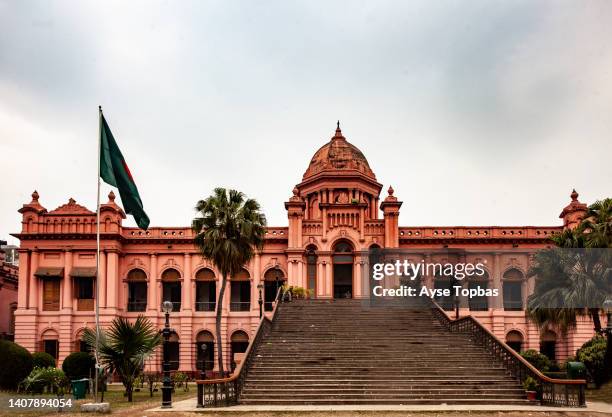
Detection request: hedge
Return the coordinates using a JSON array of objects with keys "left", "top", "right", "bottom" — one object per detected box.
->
[{"left": 0, "top": 340, "right": 33, "bottom": 390}]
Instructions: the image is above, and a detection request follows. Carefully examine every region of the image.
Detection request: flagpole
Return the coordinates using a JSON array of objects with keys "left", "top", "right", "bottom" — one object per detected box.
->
[{"left": 94, "top": 105, "right": 103, "bottom": 403}]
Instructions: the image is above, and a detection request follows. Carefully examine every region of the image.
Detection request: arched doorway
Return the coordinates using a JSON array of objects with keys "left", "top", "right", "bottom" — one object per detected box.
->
[
  {"left": 333, "top": 241, "right": 354, "bottom": 299},
  {"left": 506, "top": 330, "right": 524, "bottom": 353},
  {"left": 230, "top": 330, "right": 249, "bottom": 370},
  {"left": 195, "top": 331, "right": 215, "bottom": 371},
  {"left": 263, "top": 267, "right": 285, "bottom": 311}
]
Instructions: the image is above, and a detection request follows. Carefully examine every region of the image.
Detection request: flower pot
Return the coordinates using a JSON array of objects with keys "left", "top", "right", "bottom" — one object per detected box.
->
[{"left": 526, "top": 390, "right": 538, "bottom": 402}]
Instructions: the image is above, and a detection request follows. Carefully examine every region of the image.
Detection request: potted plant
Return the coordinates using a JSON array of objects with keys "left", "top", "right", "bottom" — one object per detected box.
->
[{"left": 523, "top": 376, "right": 538, "bottom": 402}]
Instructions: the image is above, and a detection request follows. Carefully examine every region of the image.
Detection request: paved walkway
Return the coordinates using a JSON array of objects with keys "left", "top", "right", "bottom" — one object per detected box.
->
[{"left": 148, "top": 397, "right": 612, "bottom": 414}]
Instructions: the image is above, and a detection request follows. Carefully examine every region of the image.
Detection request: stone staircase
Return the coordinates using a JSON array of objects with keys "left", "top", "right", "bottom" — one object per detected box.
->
[{"left": 240, "top": 299, "right": 528, "bottom": 405}]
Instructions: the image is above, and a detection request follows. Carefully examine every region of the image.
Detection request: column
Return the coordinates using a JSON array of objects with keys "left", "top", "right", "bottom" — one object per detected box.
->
[
  {"left": 252, "top": 254, "right": 261, "bottom": 314},
  {"left": 106, "top": 251, "right": 118, "bottom": 310},
  {"left": 491, "top": 253, "right": 505, "bottom": 338},
  {"left": 317, "top": 261, "right": 324, "bottom": 298},
  {"left": 492, "top": 253, "right": 502, "bottom": 309},
  {"left": 297, "top": 260, "right": 304, "bottom": 288},
  {"left": 148, "top": 253, "right": 158, "bottom": 312},
  {"left": 62, "top": 250, "right": 73, "bottom": 310},
  {"left": 99, "top": 251, "right": 107, "bottom": 308},
  {"left": 29, "top": 250, "right": 39, "bottom": 310},
  {"left": 325, "top": 261, "right": 332, "bottom": 298},
  {"left": 354, "top": 259, "right": 363, "bottom": 298},
  {"left": 17, "top": 250, "right": 29, "bottom": 309},
  {"left": 182, "top": 253, "right": 192, "bottom": 312}
]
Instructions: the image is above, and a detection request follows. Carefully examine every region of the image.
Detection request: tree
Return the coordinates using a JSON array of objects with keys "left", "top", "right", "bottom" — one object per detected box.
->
[
  {"left": 192, "top": 188, "right": 266, "bottom": 375},
  {"left": 579, "top": 198, "right": 612, "bottom": 249},
  {"left": 527, "top": 248, "right": 608, "bottom": 333},
  {"left": 83, "top": 316, "right": 161, "bottom": 402},
  {"left": 527, "top": 197, "right": 611, "bottom": 382}
]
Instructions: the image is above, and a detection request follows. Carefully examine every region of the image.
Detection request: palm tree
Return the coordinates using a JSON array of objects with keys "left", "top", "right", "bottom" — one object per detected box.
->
[
  {"left": 83, "top": 316, "right": 161, "bottom": 402},
  {"left": 192, "top": 188, "right": 266, "bottom": 375},
  {"left": 580, "top": 198, "right": 612, "bottom": 248},
  {"left": 526, "top": 248, "right": 609, "bottom": 333}
]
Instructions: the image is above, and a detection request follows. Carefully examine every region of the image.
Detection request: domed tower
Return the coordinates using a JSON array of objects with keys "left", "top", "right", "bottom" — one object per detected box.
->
[{"left": 285, "top": 123, "right": 396, "bottom": 299}]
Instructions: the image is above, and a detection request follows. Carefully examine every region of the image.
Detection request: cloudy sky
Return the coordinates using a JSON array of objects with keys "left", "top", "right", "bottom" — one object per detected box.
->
[{"left": 1, "top": 0, "right": 611, "bottom": 245}]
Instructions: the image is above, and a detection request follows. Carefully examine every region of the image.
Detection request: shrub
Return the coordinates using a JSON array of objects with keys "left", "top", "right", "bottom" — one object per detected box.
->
[
  {"left": 32, "top": 352, "right": 56, "bottom": 369},
  {"left": 20, "top": 367, "right": 69, "bottom": 395},
  {"left": 0, "top": 340, "right": 33, "bottom": 390},
  {"left": 522, "top": 375, "right": 538, "bottom": 391},
  {"left": 521, "top": 349, "right": 553, "bottom": 372},
  {"left": 62, "top": 352, "right": 95, "bottom": 380},
  {"left": 576, "top": 335, "right": 607, "bottom": 387},
  {"left": 172, "top": 371, "right": 189, "bottom": 392}
]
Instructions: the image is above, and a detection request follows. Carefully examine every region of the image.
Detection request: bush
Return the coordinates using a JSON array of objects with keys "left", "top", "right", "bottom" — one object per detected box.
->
[
  {"left": 576, "top": 335, "right": 607, "bottom": 387},
  {"left": 521, "top": 349, "right": 554, "bottom": 372},
  {"left": 62, "top": 352, "right": 95, "bottom": 380},
  {"left": 0, "top": 340, "right": 33, "bottom": 390},
  {"left": 20, "top": 367, "right": 69, "bottom": 395},
  {"left": 32, "top": 352, "right": 56, "bottom": 369}
]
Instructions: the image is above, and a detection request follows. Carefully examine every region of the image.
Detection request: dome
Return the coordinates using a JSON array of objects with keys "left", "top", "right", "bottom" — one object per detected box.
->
[{"left": 303, "top": 123, "right": 375, "bottom": 180}]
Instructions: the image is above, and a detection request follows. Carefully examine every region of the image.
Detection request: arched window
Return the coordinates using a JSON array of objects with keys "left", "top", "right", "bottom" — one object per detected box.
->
[
  {"left": 230, "top": 330, "right": 249, "bottom": 370},
  {"left": 230, "top": 269, "right": 251, "bottom": 311},
  {"left": 503, "top": 268, "right": 524, "bottom": 311},
  {"left": 195, "top": 269, "right": 216, "bottom": 312},
  {"left": 195, "top": 331, "right": 214, "bottom": 371},
  {"left": 263, "top": 267, "right": 285, "bottom": 311},
  {"left": 468, "top": 270, "right": 489, "bottom": 311},
  {"left": 161, "top": 268, "right": 181, "bottom": 312},
  {"left": 306, "top": 245, "right": 318, "bottom": 296},
  {"left": 126, "top": 269, "right": 147, "bottom": 312},
  {"left": 40, "top": 329, "right": 59, "bottom": 361},
  {"left": 74, "top": 329, "right": 90, "bottom": 353},
  {"left": 506, "top": 330, "right": 524, "bottom": 353},
  {"left": 540, "top": 330, "right": 557, "bottom": 360}
]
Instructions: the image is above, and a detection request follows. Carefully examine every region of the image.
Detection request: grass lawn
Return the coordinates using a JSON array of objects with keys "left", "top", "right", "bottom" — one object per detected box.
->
[{"left": 0, "top": 383, "right": 196, "bottom": 417}]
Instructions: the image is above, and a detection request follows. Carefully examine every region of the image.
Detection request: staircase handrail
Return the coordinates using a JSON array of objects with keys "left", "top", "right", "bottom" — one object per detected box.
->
[
  {"left": 195, "top": 286, "right": 283, "bottom": 407},
  {"left": 428, "top": 296, "right": 586, "bottom": 406}
]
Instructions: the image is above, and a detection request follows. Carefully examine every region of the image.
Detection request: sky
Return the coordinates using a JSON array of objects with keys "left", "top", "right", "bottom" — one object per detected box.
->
[{"left": 1, "top": 0, "right": 611, "bottom": 246}]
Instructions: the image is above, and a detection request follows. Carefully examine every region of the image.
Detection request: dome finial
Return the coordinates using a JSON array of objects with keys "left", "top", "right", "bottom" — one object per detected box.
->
[{"left": 570, "top": 189, "right": 579, "bottom": 201}]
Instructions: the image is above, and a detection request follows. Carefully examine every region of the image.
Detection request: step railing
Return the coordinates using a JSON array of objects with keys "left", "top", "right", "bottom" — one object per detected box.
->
[
  {"left": 195, "top": 287, "right": 283, "bottom": 407},
  {"left": 428, "top": 297, "right": 586, "bottom": 407}
]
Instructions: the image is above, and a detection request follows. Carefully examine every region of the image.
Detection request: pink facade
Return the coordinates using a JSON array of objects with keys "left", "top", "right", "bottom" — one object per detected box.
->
[
  {"left": 13, "top": 124, "right": 596, "bottom": 371},
  {"left": 0, "top": 245, "right": 18, "bottom": 339}
]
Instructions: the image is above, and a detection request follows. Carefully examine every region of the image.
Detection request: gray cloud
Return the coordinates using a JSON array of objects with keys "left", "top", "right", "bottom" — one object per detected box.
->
[{"left": 1, "top": 0, "right": 611, "bottom": 245}]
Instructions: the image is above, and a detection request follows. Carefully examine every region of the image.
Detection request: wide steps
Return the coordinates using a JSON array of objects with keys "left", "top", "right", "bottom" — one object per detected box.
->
[{"left": 240, "top": 299, "right": 525, "bottom": 405}]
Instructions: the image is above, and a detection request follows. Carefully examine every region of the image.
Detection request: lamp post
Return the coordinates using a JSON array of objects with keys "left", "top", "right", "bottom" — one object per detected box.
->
[
  {"left": 196, "top": 343, "right": 207, "bottom": 408},
  {"left": 603, "top": 299, "right": 612, "bottom": 380},
  {"left": 161, "top": 300, "right": 173, "bottom": 409},
  {"left": 257, "top": 283, "right": 264, "bottom": 319}
]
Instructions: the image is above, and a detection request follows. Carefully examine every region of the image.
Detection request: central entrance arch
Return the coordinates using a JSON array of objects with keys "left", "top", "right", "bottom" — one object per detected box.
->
[{"left": 333, "top": 241, "right": 354, "bottom": 299}]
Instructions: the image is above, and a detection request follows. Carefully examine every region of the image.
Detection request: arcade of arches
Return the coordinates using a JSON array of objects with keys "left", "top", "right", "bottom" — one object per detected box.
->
[{"left": 12, "top": 124, "right": 598, "bottom": 373}]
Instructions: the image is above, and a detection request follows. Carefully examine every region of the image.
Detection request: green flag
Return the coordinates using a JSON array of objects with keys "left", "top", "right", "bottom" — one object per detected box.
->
[{"left": 99, "top": 112, "right": 150, "bottom": 230}]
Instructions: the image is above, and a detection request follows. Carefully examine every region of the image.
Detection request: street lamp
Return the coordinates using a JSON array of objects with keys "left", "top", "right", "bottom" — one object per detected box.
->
[
  {"left": 161, "top": 300, "right": 173, "bottom": 409},
  {"left": 196, "top": 343, "right": 207, "bottom": 409},
  {"left": 257, "top": 283, "right": 264, "bottom": 319}
]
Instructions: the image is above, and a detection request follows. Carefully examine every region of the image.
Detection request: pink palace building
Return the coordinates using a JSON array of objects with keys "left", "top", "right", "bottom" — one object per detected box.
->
[{"left": 12, "top": 124, "right": 596, "bottom": 373}]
